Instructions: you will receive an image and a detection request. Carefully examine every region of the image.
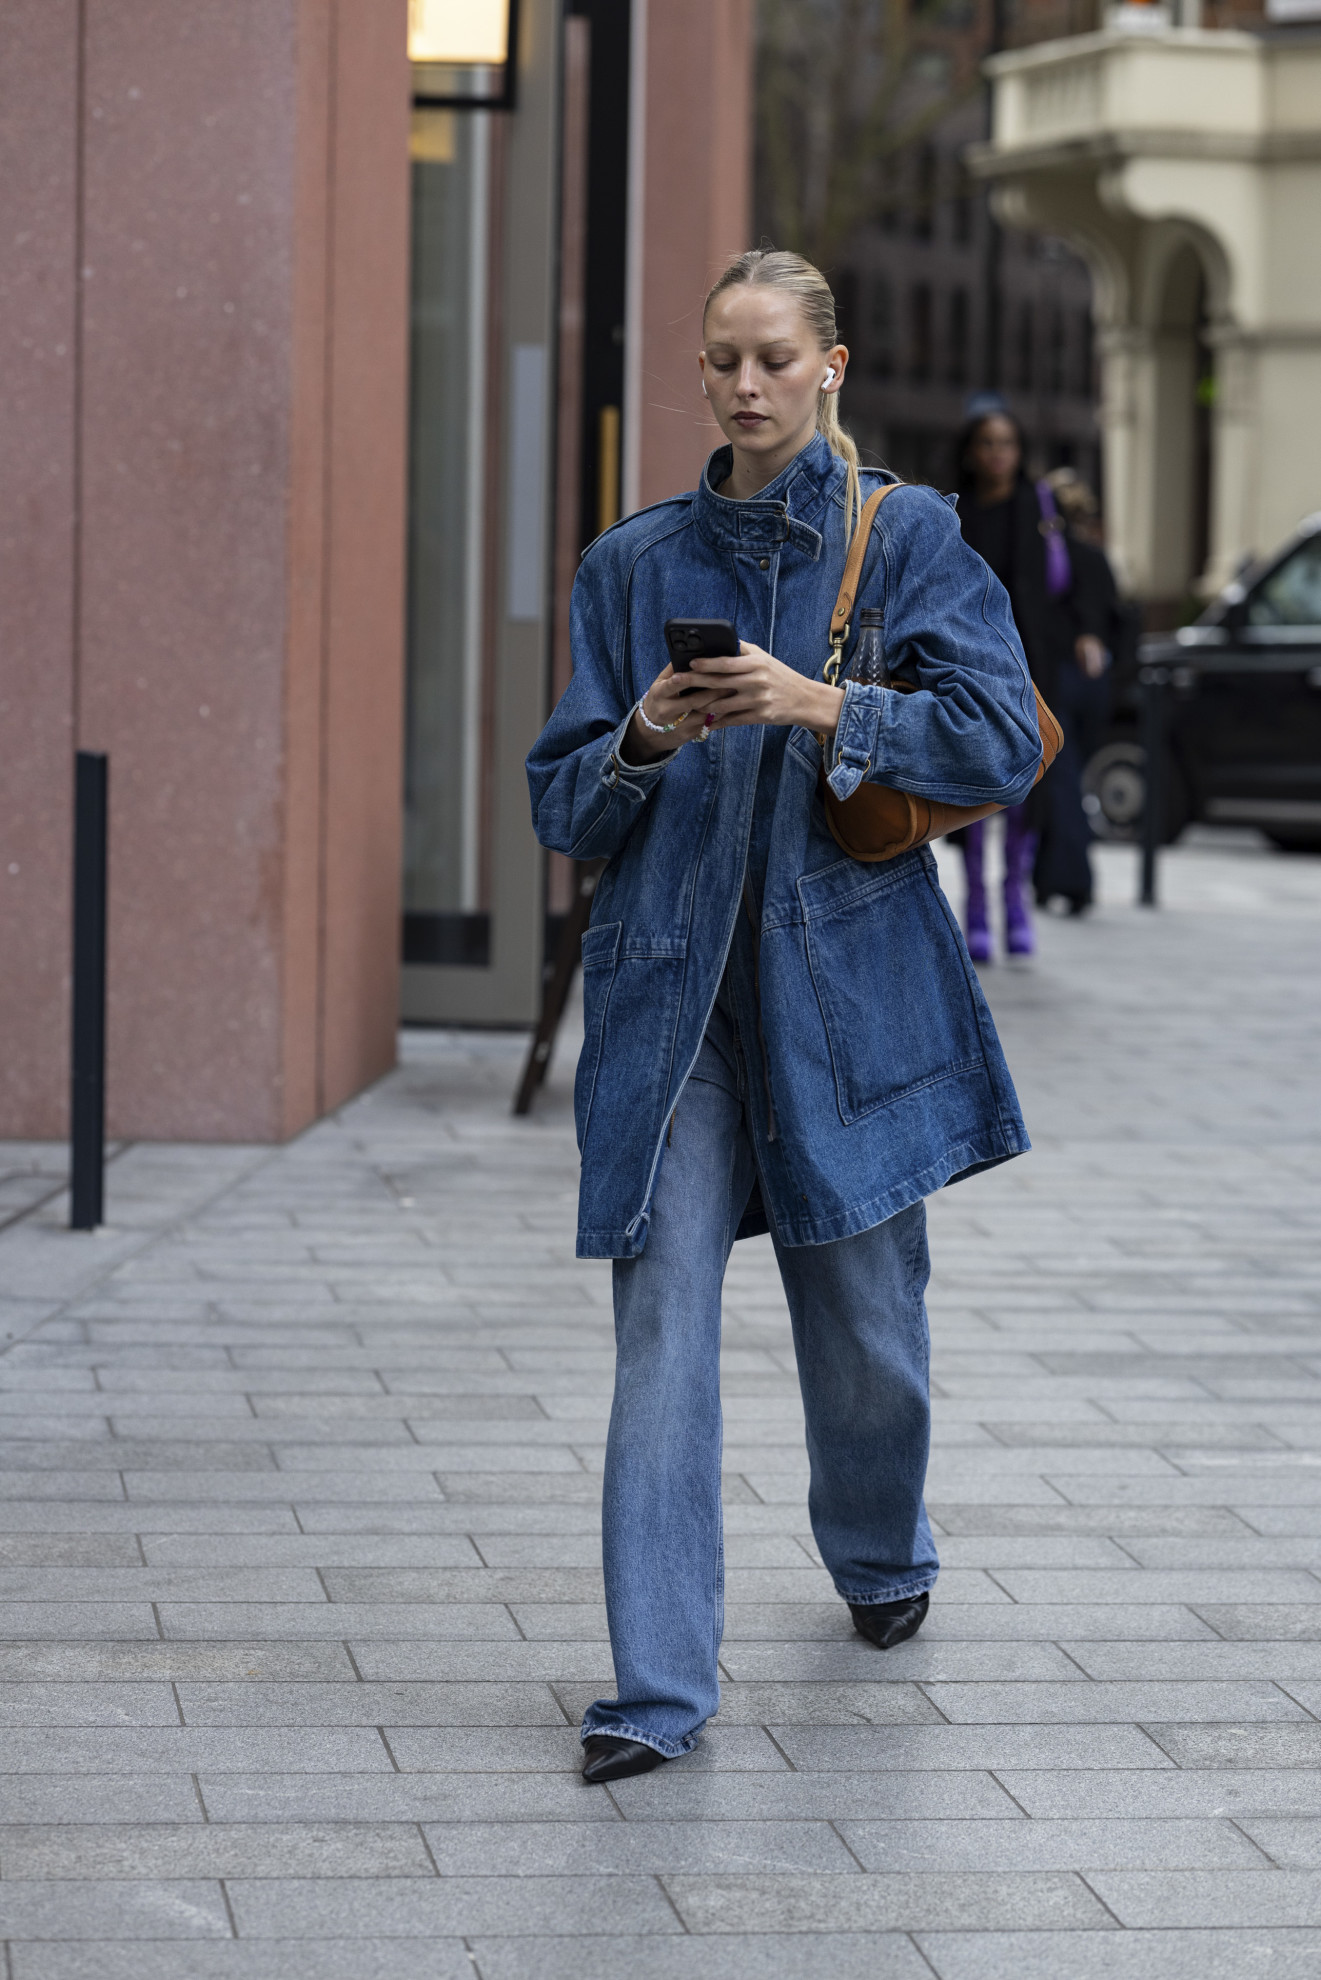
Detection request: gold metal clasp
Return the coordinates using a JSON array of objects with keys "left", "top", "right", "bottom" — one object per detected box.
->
[{"left": 824, "top": 626, "right": 848, "bottom": 689}]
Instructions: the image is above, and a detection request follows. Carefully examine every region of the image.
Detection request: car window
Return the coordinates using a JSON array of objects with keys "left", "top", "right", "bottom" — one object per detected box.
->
[{"left": 1246, "top": 535, "right": 1321, "bottom": 626}]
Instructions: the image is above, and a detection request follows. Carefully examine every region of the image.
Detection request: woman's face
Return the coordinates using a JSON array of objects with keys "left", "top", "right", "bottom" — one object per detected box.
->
[
  {"left": 966, "top": 415, "right": 1021, "bottom": 493},
  {"left": 700, "top": 287, "right": 846, "bottom": 465}
]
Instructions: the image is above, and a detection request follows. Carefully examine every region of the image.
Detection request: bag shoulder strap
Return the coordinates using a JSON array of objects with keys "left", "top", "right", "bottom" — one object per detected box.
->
[{"left": 830, "top": 480, "right": 900, "bottom": 642}]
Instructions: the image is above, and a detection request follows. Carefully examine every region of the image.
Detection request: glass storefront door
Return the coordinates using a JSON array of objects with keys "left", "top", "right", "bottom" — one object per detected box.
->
[
  {"left": 404, "top": 111, "right": 493, "bottom": 969},
  {"left": 401, "top": 2, "right": 560, "bottom": 1027}
]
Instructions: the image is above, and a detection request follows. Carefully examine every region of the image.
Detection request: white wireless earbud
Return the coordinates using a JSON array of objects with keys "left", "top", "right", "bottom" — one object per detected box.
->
[
  {"left": 701, "top": 379, "right": 708, "bottom": 398},
  {"left": 823, "top": 367, "right": 837, "bottom": 388}
]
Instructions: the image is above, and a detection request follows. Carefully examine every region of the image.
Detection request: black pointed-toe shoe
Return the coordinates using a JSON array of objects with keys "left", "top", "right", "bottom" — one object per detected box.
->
[
  {"left": 848, "top": 1591, "right": 930, "bottom": 1650},
  {"left": 581, "top": 1735, "right": 669, "bottom": 1785}
]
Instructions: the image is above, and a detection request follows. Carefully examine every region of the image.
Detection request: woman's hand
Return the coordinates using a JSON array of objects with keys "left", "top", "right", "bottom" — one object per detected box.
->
[
  {"left": 692, "top": 643, "right": 845, "bottom": 737},
  {"left": 618, "top": 664, "right": 727, "bottom": 765},
  {"left": 1075, "top": 634, "right": 1109, "bottom": 680}
]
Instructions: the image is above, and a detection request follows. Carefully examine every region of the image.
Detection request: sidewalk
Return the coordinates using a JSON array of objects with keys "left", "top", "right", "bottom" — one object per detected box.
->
[{"left": 1, "top": 829, "right": 1320, "bottom": 1978}]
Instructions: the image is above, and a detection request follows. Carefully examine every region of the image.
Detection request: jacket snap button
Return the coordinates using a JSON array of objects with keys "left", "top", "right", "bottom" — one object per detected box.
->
[{"left": 759, "top": 558, "right": 770, "bottom": 570}]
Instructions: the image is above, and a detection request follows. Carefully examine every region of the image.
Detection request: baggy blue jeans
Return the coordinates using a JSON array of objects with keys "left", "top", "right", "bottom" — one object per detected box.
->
[{"left": 581, "top": 997, "right": 940, "bottom": 1758}]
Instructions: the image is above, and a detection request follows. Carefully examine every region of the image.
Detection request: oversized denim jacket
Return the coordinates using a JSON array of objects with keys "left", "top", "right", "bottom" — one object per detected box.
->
[{"left": 527, "top": 434, "right": 1039, "bottom": 1259}]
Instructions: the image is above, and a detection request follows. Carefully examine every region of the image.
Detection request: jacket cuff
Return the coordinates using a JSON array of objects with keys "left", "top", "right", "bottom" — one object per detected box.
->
[
  {"left": 826, "top": 682, "right": 889, "bottom": 800},
  {"left": 599, "top": 702, "right": 680, "bottom": 800}
]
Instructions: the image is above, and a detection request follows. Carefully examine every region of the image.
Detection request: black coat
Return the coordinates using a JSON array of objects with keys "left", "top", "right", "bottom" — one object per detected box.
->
[{"left": 959, "top": 476, "right": 1076, "bottom": 701}]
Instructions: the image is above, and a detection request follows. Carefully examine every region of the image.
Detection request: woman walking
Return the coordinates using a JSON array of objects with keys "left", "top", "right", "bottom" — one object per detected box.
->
[
  {"left": 952, "top": 411, "right": 1080, "bottom": 953},
  {"left": 527, "top": 251, "right": 1041, "bottom": 1784}
]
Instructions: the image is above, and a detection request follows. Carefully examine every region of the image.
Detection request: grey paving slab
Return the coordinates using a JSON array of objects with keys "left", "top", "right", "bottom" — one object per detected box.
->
[
  {"left": 0, "top": 1820, "right": 435, "bottom": 1878},
  {"left": 124, "top": 1471, "right": 445, "bottom": 1501},
  {"left": 0, "top": 1503, "right": 298, "bottom": 1532},
  {"left": 140, "top": 1532, "right": 488, "bottom": 1567},
  {"left": 1235, "top": 1508, "right": 1321, "bottom": 1535},
  {"left": 988, "top": 1569, "right": 1321, "bottom": 1604},
  {"left": 0, "top": 1439, "right": 278, "bottom": 1472},
  {"left": 226, "top": 1873, "right": 681, "bottom": 1937},
  {"left": 321, "top": 1567, "right": 606, "bottom": 1602},
  {"left": 0, "top": 1776, "right": 206, "bottom": 1823},
  {"left": 176, "top": 1681, "right": 568, "bottom": 1725},
  {"left": 0, "top": 1566, "right": 326, "bottom": 1601},
  {"left": 11, "top": 1945, "right": 473, "bottom": 1980},
  {"left": 468, "top": 1936, "right": 933, "bottom": 1980},
  {"left": 922, "top": 1535, "right": 1135, "bottom": 1566},
  {"left": 345, "top": 1641, "right": 616, "bottom": 1682},
  {"left": 197, "top": 1770, "right": 625, "bottom": 1822},
  {"left": 718, "top": 1641, "right": 1082, "bottom": 1681},
  {"left": 920, "top": 1681, "right": 1305, "bottom": 1723},
  {"left": 0, "top": 1606, "right": 159, "bottom": 1640},
  {"left": 0, "top": 1474, "right": 130, "bottom": 1501},
  {"left": 0, "top": 1727, "right": 393, "bottom": 1772},
  {"left": 0, "top": 1684, "right": 181, "bottom": 1727},
  {"left": 1090, "top": 1869, "right": 1321, "bottom": 1927},
  {"left": 662, "top": 1869, "right": 1113, "bottom": 1932},
  {"left": 0, "top": 1536, "right": 138, "bottom": 1567},
  {"left": 1237, "top": 1818, "right": 1321, "bottom": 1866},
  {"left": 0, "top": 1642, "right": 355, "bottom": 1681},
  {"left": 1195, "top": 1605, "right": 1321, "bottom": 1640},
  {"left": 605, "top": 1773, "right": 1024, "bottom": 1821},
  {"left": 838, "top": 1816, "right": 1269, "bottom": 1870},
  {"left": 1064, "top": 1642, "right": 1321, "bottom": 1681},
  {"left": 1142, "top": 1724, "right": 1321, "bottom": 1769},
  {"left": 157, "top": 1602, "right": 521, "bottom": 1639},
  {"left": 0, "top": 1878, "right": 231, "bottom": 1937},
  {"left": 996, "top": 1769, "right": 1321, "bottom": 1818},
  {"left": 767, "top": 1724, "right": 1174, "bottom": 1770},
  {"left": 423, "top": 1817, "right": 858, "bottom": 1874},
  {"left": 915, "top": 1928, "right": 1321, "bottom": 1979}
]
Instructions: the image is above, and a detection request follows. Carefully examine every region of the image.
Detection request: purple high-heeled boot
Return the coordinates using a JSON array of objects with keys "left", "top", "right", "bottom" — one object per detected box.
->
[
  {"left": 961, "top": 821, "right": 991, "bottom": 964},
  {"left": 1003, "top": 805, "right": 1037, "bottom": 958}
]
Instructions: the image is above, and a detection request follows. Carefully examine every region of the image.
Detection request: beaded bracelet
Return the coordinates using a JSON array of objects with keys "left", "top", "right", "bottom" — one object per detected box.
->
[{"left": 635, "top": 698, "right": 681, "bottom": 736}]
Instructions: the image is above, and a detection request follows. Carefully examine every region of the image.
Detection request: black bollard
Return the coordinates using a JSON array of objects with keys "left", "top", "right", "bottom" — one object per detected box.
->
[
  {"left": 70, "top": 752, "right": 109, "bottom": 1230},
  {"left": 1138, "top": 665, "right": 1167, "bottom": 909}
]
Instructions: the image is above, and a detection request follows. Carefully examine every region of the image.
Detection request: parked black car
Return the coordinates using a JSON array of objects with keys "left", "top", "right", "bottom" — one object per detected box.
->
[{"left": 1084, "top": 512, "right": 1321, "bottom": 851}]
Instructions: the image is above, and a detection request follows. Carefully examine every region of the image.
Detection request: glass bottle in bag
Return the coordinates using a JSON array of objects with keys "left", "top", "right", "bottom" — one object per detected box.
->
[{"left": 849, "top": 607, "right": 889, "bottom": 688}]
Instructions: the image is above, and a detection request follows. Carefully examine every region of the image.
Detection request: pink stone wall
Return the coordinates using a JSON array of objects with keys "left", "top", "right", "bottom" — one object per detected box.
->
[
  {"left": 635, "top": 0, "right": 754, "bottom": 509},
  {"left": 0, "top": 0, "right": 410, "bottom": 1141},
  {"left": 0, "top": 1, "right": 79, "bottom": 1137}
]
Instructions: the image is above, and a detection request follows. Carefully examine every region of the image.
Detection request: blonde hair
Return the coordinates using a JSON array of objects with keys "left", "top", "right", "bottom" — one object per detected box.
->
[{"left": 703, "top": 248, "right": 862, "bottom": 537}]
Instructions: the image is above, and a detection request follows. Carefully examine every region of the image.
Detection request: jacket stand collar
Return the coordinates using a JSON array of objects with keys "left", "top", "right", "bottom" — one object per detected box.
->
[{"left": 693, "top": 432, "right": 840, "bottom": 559}]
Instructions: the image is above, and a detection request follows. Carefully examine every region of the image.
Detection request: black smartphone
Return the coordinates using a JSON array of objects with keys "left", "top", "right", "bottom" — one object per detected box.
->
[{"left": 664, "top": 618, "right": 740, "bottom": 690}]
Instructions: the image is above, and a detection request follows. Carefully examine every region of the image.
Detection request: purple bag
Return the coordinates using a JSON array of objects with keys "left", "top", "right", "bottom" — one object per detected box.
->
[{"left": 1036, "top": 480, "right": 1072, "bottom": 598}]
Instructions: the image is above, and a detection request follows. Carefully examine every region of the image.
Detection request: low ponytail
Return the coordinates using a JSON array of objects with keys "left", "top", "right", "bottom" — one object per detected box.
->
[
  {"left": 704, "top": 248, "right": 863, "bottom": 538},
  {"left": 816, "top": 381, "right": 862, "bottom": 543}
]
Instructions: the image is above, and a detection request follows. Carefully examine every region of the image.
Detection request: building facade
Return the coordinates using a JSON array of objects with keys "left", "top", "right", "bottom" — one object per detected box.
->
[
  {"left": 834, "top": 93, "right": 1101, "bottom": 492},
  {"left": 1, "top": 0, "right": 753, "bottom": 1141},
  {"left": 977, "top": 8, "right": 1321, "bottom": 611},
  {"left": 773, "top": 0, "right": 1105, "bottom": 497},
  {"left": 790, "top": 0, "right": 1318, "bottom": 566}
]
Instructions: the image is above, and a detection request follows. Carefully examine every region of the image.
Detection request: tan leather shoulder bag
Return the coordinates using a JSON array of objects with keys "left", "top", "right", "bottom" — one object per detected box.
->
[{"left": 818, "top": 482, "right": 1063, "bottom": 863}]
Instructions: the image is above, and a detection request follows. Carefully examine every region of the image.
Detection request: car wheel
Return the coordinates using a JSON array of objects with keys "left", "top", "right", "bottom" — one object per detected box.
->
[{"left": 1083, "top": 741, "right": 1189, "bottom": 846}]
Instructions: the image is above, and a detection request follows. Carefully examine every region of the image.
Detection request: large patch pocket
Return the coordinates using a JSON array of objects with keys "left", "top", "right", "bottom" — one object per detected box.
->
[
  {"left": 573, "top": 921, "right": 621, "bottom": 1151},
  {"left": 799, "top": 856, "right": 982, "bottom": 1126}
]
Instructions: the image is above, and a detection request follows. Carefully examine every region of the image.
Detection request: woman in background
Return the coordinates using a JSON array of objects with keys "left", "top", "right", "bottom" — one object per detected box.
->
[
  {"left": 952, "top": 410, "right": 1078, "bottom": 954},
  {"left": 1035, "top": 468, "right": 1135, "bottom": 904}
]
